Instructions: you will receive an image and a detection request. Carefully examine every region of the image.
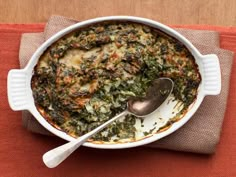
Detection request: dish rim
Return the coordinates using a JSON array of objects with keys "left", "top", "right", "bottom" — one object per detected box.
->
[{"left": 7, "top": 16, "right": 221, "bottom": 149}]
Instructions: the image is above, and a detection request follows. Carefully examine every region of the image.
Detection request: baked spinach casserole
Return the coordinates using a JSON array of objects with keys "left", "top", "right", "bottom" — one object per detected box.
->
[{"left": 31, "top": 22, "right": 201, "bottom": 142}]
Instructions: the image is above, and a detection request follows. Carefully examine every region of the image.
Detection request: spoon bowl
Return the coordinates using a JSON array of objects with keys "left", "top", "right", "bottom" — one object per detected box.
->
[{"left": 128, "top": 78, "right": 174, "bottom": 117}]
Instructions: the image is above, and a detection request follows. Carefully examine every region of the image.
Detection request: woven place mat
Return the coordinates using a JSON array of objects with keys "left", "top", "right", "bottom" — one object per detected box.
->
[{"left": 19, "top": 16, "right": 234, "bottom": 154}]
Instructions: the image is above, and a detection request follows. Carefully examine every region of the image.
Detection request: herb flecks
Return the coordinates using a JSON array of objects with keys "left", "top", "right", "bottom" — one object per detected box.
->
[{"left": 31, "top": 22, "right": 201, "bottom": 142}]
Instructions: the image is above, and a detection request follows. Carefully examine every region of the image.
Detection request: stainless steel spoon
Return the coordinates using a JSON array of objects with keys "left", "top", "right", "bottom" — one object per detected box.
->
[{"left": 43, "top": 77, "right": 174, "bottom": 168}]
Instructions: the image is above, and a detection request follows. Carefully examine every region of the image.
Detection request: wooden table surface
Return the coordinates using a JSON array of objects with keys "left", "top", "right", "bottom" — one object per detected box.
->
[{"left": 0, "top": 0, "right": 235, "bottom": 26}]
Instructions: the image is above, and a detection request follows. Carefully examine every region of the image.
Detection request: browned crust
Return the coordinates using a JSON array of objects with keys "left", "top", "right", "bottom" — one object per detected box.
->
[{"left": 31, "top": 21, "right": 201, "bottom": 144}]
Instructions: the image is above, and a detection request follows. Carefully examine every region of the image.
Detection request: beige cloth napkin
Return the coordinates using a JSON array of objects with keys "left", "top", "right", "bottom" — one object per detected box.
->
[{"left": 19, "top": 16, "right": 234, "bottom": 154}]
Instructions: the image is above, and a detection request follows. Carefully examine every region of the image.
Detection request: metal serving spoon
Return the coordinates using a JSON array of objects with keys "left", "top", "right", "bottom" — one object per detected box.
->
[{"left": 43, "top": 77, "right": 174, "bottom": 168}]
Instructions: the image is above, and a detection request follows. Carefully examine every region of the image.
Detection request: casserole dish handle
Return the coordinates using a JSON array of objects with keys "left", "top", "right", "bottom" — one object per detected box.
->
[
  {"left": 202, "top": 54, "right": 221, "bottom": 96},
  {"left": 7, "top": 69, "right": 31, "bottom": 111}
]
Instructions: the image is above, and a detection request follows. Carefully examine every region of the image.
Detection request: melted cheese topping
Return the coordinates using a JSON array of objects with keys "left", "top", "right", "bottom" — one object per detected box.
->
[{"left": 31, "top": 22, "right": 201, "bottom": 143}]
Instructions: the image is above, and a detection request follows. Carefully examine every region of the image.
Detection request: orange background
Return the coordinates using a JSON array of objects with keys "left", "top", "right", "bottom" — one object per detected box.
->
[{"left": 1, "top": 24, "right": 236, "bottom": 177}]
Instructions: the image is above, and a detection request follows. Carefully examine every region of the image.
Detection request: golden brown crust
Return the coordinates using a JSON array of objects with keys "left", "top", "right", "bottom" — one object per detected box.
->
[{"left": 31, "top": 21, "right": 201, "bottom": 143}]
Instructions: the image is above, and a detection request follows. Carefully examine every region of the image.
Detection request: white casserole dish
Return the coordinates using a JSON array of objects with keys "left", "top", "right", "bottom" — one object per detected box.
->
[{"left": 7, "top": 16, "right": 221, "bottom": 149}]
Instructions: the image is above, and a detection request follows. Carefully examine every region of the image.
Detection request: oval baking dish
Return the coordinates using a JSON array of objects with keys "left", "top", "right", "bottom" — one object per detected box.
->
[{"left": 7, "top": 16, "right": 221, "bottom": 149}]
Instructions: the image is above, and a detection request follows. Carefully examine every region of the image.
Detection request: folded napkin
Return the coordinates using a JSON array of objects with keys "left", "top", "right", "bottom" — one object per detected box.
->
[{"left": 19, "top": 16, "right": 234, "bottom": 154}]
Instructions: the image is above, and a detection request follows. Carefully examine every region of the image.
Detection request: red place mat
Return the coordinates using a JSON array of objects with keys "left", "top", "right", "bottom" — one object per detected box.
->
[{"left": 1, "top": 24, "right": 236, "bottom": 177}]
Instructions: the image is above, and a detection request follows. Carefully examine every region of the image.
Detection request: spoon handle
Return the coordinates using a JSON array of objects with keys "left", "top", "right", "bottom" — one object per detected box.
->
[{"left": 43, "top": 110, "right": 129, "bottom": 168}]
